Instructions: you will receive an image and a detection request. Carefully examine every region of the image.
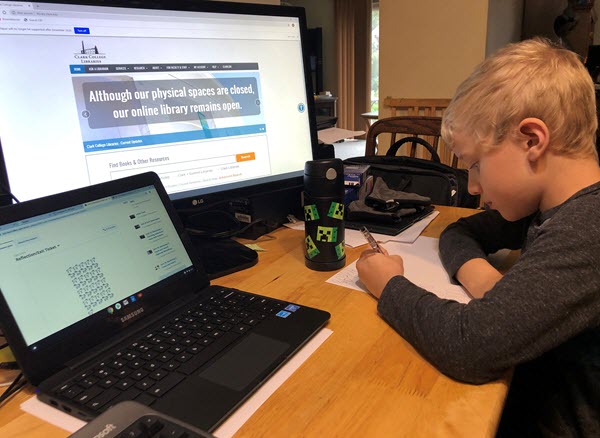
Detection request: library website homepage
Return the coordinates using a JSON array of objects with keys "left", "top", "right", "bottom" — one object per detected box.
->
[{"left": 71, "top": 55, "right": 269, "bottom": 196}]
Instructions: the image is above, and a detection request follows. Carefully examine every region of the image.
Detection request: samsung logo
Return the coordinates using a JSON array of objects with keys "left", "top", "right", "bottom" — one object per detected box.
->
[
  {"left": 93, "top": 423, "right": 116, "bottom": 438},
  {"left": 120, "top": 307, "right": 144, "bottom": 323}
]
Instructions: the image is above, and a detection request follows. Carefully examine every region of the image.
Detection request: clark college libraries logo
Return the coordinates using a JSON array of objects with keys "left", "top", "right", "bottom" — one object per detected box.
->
[{"left": 74, "top": 41, "right": 107, "bottom": 63}]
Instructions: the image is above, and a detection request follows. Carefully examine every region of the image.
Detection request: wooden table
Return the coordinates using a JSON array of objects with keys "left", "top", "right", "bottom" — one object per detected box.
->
[
  {"left": 0, "top": 206, "right": 510, "bottom": 438},
  {"left": 360, "top": 111, "right": 378, "bottom": 132}
]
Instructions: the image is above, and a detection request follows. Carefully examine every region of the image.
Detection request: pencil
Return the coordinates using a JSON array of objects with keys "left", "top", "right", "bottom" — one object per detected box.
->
[{"left": 359, "top": 226, "right": 383, "bottom": 253}]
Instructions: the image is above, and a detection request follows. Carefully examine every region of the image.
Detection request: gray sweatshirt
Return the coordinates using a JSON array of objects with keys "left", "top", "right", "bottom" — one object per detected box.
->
[{"left": 377, "top": 182, "right": 600, "bottom": 437}]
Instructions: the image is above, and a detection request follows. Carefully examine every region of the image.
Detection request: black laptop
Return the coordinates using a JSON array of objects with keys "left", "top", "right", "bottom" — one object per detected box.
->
[
  {"left": 345, "top": 206, "right": 435, "bottom": 236},
  {"left": 0, "top": 172, "right": 330, "bottom": 431}
]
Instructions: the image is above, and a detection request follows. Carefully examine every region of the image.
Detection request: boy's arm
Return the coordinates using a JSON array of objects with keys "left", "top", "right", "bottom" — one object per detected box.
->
[
  {"left": 376, "top": 203, "right": 600, "bottom": 384},
  {"left": 455, "top": 259, "right": 503, "bottom": 298},
  {"left": 439, "top": 209, "right": 529, "bottom": 297}
]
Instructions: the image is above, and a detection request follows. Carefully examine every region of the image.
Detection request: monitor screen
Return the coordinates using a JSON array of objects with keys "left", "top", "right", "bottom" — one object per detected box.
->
[{"left": 0, "top": 0, "right": 317, "bottom": 207}]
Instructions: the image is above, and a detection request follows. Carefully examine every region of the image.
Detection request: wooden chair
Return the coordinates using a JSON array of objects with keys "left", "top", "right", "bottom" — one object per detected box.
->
[
  {"left": 365, "top": 116, "right": 460, "bottom": 168},
  {"left": 383, "top": 97, "right": 450, "bottom": 117}
]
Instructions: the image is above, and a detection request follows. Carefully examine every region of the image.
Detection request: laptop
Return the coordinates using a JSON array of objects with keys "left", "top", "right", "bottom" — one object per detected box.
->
[
  {"left": 345, "top": 206, "right": 435, "bottom": 236},
  {"left": 0, "top": 172, "right": 330, "bottom": 431}
]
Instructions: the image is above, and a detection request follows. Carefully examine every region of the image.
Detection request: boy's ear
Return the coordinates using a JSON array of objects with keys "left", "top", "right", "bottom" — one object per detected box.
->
[{"left": 518, "top": 118, "right": 550, "bottom": 162}]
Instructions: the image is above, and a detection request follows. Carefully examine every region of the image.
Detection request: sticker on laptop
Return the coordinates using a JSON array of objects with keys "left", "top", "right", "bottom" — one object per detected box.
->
[
  {"left": 276, "top": 310, "right": 291, "bottom": 318},
  {"left": 285, "top": 304, "right": 300, "bottom": 312}
]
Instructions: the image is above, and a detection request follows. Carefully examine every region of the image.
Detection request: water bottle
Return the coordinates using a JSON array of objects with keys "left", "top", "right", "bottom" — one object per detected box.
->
[{"left": 303, "top": 158, "right": 346, "bottom": 271}]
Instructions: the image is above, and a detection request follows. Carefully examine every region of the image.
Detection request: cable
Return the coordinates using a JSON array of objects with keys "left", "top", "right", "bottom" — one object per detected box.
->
[
  {"left": 186, "top": 216, "right": 266, "bottom": 239},
  {"left": 230, "top": 218, "right": 268, "bottom": 237},
  {"left": 0, "top": 372, "right": 26, "bottom": 405},
  {"left": 184, "top": 209, "right": 242, "bottom": 239},
  {"left": 183, "top": 208, "right": 268, "bottom": 240},
  {"left": 0, "top": 185, "right": 28, "bottom": 404}
]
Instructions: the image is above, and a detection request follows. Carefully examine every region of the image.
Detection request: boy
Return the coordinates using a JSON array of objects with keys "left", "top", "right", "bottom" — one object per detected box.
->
[{"left": 357, "top": 38, "right": 600, "bottom": 437}]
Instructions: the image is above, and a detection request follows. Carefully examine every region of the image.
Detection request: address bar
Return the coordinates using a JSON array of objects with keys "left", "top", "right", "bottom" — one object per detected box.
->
[{"left": 90, "top": 24, "right": 294, "bottom": 39}]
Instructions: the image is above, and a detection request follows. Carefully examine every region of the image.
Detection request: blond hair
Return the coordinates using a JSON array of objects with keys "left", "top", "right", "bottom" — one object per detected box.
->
[{"left": 442, "top": 37, "right": 598, "bottom": 160}]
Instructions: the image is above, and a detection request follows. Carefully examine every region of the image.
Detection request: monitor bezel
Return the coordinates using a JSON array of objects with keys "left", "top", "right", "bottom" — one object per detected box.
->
[{"left": 0, "top": 0, "right": 318, "bottom": 209}]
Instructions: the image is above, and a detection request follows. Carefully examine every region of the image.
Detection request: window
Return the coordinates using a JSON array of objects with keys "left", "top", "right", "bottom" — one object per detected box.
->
[{"left": 371, "top": 0, "right": 379, "bottom": 112}]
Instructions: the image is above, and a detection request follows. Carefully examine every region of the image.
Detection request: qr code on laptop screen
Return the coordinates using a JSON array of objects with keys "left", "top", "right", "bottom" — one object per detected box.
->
[{"left": 67, "top": 257, "right": 114, "bottom": 315}]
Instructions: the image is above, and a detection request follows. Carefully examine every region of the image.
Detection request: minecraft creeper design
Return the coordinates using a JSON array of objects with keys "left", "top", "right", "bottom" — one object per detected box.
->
[
  {"left": 327, "top": 202, "right": 344, "bottom": 220},
  {"left": 335, "top": 242, "right": 345, "bottom": 259},
  {"left": 316, "top": 226, "right": 337, "bottom": 243},
  {"left": 305, "top": 235, "right": 320, "bottom": 258},
  {"left": 304, "top": 204, "right": 320, "bottom": 221}
]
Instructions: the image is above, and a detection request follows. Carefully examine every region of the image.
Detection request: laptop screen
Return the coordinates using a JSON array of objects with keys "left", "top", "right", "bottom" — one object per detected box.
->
[{"left": 0, "top": 185, "right": 194, "bottom": 348}]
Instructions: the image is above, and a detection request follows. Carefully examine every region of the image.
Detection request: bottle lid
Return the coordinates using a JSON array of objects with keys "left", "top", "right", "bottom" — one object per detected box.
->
[{"left": 304, "top": 158, "right": 344, "bottom": 198}]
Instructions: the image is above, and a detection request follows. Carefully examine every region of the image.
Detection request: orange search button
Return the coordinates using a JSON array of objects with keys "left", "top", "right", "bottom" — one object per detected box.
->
[{"left": 236, "top": 152, "right": 255, "bottom": 162}]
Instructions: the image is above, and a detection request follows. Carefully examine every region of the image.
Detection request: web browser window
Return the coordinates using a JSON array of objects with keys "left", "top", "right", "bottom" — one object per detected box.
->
[{"left": 0, "top": 1, "right": 314, "bottom": 201}]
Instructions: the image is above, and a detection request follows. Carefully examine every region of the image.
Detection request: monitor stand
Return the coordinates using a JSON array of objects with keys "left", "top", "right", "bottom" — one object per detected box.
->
[{"left": 188, "top": 235, "right": 258, "bottom": 280}]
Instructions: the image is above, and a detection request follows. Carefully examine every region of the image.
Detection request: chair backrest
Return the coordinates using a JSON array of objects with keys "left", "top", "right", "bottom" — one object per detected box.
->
[
  {"left": 383, "top": 97, "right": 450, "bottom": 117},
  {"left": 365, "top": 116, "right": 460, "bottom": 168}
]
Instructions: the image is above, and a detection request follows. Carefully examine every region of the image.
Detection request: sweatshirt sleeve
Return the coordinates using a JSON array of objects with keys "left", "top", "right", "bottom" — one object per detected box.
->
[
  {"left": 377, "top": 204, "right": 600, "bottom": 384},
  {"left": 438, "top": 209, "right": 529, "bottom": 277}
]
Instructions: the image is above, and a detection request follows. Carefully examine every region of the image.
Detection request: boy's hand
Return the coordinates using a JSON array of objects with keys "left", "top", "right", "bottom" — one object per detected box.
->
[{"left": 356, "top": 246, "right": 405, "bottom": 299}]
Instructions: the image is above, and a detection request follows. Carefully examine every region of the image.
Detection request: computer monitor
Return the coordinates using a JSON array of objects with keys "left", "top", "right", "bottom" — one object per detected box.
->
[{"left": 0, "top": 0, "right": 318, "bottom": 276}]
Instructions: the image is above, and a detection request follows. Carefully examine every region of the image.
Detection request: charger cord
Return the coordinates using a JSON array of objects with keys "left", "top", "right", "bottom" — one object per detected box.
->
[
  {"left": 184, "top": 210, "right": 266, "bottom": 239},
  {"left": 0, "top": 372, "right": 26, "bottom": 405}
]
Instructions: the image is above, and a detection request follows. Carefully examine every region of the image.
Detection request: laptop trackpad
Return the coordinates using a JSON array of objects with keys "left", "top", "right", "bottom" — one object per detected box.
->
[{"left": 198, "top": 333, "right": 289, "bottom": 391}]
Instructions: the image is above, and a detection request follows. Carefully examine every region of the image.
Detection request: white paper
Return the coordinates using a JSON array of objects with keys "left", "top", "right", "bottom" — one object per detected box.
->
[
  {"left": 317, "top": 127, "right": 365, "bottom": 144},
  {"left": 327, "top": 236, "right": 472, "bottom": 304},
  {"left": 21, "top": 396, "right": 87, "bottom": 432},
  {"left": 214, "top": 328, "right": 332, "bottom": 438},
  {"left": 283, "top": 221, "right": 305, "bottom": 231},
  {"left": 20, "top": 328, "right": 333, "bottom": 436}
]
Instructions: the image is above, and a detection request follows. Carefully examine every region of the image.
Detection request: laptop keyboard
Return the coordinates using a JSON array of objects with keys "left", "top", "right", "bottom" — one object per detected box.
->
[{"left": 53, "top": 288, "right": 285, "bottom": 413}]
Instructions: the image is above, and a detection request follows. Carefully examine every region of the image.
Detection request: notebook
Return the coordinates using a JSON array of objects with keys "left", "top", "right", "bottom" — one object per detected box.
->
[{"left": 0, "top": 172, "right": 330, "bottom": 431}]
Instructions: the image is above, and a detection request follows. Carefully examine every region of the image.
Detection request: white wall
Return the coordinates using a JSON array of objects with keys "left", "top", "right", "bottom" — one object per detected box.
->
[
  {"left": 379, "top": 0, "right": 488, "bottom": 119},
  {"left": 378, "top": 0, "right": 526, "bottom": 120}
]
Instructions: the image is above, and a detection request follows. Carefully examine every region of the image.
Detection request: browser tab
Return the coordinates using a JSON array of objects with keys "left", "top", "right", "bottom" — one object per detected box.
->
[{"left": 0, "top": 2, "right": 33, "bottom": 9}]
